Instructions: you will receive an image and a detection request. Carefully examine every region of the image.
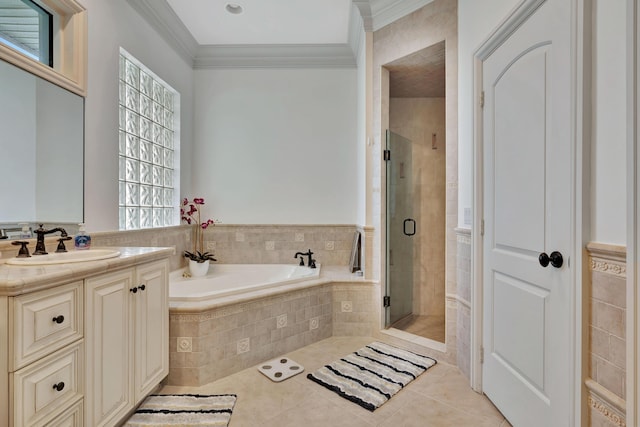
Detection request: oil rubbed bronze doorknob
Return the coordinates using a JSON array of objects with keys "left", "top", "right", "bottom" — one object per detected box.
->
[{"left": 539, "top": 251, "right": 564, "bottom": 268}]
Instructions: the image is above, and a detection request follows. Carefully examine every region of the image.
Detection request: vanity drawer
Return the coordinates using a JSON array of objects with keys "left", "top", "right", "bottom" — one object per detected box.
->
[
  {"left": 43, "top": 398, "right": 83, "bottom": 427},
  {"left": 11, "top": 281, "right": 83, "bottom": 370},
  {"left": 11, "top": 341, "right": 84, "bottom": 427}
]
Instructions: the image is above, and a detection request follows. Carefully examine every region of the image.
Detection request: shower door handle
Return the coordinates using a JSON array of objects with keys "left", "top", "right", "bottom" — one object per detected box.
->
[{"left": 403, "top": 218, "right": 416, "bottom": 236}]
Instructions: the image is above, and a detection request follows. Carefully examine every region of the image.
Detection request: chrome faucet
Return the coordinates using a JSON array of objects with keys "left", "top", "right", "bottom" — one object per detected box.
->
[
  {"left": 34, "top": 224, "right": 68, "bottom": 255},
  {"left": 294, "top": 249, "right": 316, "bottom": 268}
]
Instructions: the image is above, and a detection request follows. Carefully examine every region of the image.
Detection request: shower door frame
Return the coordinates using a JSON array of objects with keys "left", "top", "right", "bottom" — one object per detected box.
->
[{"left": 384, "top": 129, "right": 415, "bottom": 328}]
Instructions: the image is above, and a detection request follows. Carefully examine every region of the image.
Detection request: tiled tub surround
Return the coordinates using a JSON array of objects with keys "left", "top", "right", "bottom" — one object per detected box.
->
[
  {"left": 0, "top": 224, "right": 366, "bottom": 273},
  {"left": 168, "top": 267, "right": 376, "bottom": 386},
  {"left": 586, "top": 242, "right": 626, "bottom": 427},
  {"left": 201, "top": 224, "right": 363, "bottom": 268}
]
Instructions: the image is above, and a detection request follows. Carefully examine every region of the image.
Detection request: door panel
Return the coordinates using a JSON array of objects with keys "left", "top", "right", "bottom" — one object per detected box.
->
[
  {"left": 385, "top": 130, "right": 414, "bottom": 326},
  {"left": 494, "top": 46, "right": 547, "bottom": 253},
  {"left": 493, "top": 272, "right": 548, "bottom": 390},
  {"left": 482, "top": 0, "right": 572, "bottom": 425}
]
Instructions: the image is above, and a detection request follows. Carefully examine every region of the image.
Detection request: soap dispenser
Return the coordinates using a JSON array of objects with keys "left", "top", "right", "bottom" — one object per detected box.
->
[
  {"left": 18, "top": 223, "right": 31, "bottom": 239},
  {"left": 74, "top": 223, "right": 91, "bottom": 250}
]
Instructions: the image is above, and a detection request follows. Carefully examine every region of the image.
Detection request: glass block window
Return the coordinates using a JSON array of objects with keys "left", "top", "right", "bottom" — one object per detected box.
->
[{"left": 118, "top": 49, "right": 180, "bottom": 230}]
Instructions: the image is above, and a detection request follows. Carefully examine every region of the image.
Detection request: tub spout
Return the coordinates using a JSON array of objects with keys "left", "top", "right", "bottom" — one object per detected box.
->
[{"left": 294, "top": 250, "right": 315, "bottom": 268}]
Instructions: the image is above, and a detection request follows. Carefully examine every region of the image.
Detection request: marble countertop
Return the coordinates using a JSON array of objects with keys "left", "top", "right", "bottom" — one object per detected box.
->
[{"left": 0, "top": 246, "right": 175, "bottom": 297}]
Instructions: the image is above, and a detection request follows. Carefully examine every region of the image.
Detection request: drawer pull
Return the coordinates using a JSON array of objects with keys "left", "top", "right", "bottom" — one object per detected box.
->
[
  {"left": 138, "top": 284, "right": 146, "bottom": 291},
  {"left": 52, "top": 382, "right": 65, "bottom": 392},
  {"left": 52, "top": 315, "right": 65, "bottom": 324}
]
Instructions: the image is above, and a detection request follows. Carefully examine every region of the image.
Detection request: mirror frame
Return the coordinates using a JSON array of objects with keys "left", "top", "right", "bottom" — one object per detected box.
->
[{"left": 0, "top": 0, "right": 87, "bottom": 96}]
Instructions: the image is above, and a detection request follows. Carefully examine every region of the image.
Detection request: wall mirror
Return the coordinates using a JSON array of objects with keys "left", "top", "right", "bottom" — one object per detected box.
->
[{"left": 0, "top": 57, "right": 83, "bottom": 236}]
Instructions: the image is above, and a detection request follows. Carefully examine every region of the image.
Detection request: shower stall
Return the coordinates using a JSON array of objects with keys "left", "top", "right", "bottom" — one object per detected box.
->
[{"left": 384, "top": 98, "right": 446, "bottom": 343}]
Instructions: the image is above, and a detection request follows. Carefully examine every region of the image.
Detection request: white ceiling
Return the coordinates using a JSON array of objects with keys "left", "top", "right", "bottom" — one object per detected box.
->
[{"left": 165, "top": 0, "right": 353, "bottom": 45}]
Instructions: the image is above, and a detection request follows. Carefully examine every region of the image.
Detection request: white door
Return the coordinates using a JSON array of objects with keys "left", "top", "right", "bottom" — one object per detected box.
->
[{"left": 481, "top": 0, "right": 573, "bottom": 426}]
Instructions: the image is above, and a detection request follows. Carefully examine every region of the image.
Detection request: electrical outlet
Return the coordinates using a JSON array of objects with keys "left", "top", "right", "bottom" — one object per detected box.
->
[{"left": 341, "top": 301, "right": 353, "bottom": 312}]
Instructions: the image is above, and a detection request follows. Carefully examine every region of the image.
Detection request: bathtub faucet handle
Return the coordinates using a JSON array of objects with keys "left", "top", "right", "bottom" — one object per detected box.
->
[
  {"left": 294, "top": 251, "right": 306, "bottom": 266},
  {"left": 305, "top": 249, "right": 315, "bottom": 269}
]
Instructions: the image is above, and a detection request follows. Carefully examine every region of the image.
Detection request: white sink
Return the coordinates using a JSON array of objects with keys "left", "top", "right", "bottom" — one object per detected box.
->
[{"left": 6, "top": 249, "right": 121, "bottom": 265}]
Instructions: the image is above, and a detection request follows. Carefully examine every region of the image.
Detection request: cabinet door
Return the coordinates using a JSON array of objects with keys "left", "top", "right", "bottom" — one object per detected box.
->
[
  {"left": 134, "top": 260, "right": 169, "bottom": 401},
  {"left": 85, "top": 269, "right": 134, "bottom": 427}
]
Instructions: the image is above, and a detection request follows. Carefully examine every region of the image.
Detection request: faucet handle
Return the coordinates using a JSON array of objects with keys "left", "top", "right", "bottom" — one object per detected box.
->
[
  {"left": 11, "top": 241, "right": 31, "bottom": 258},
  {"left": 56, "top": 236, "right": 72, "bottom": 253}
]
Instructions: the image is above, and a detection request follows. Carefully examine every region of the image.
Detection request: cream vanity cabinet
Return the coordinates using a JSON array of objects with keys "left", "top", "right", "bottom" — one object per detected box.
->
[
  {"left": 8, "top": 281, "right": 85, "bottom": 426},
  {"left": 85, "top": 259, "right": 169, "bottom": 427},
  {"left": 0, "top": 251, "right": 171, "bottom": 427}
]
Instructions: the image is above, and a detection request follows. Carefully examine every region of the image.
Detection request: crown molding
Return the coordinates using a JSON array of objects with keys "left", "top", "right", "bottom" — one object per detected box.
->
[
  {"left": 368, "top": 0, "right": 434, "bottom": 31},
  {"left": 194, "top": 44, "right": 356, "bottom": 69},
  {"left": 348, "top": 3, "right": 366, "bottom": 62},
  {"left": 126, "top": 0, "right": 198, "bottom": 66},
  {"left": 353, "top": 1, "right": 374, "bottom": 32},
  {"left": 128, "top": 0, "right": 435, "bottom": 68}
]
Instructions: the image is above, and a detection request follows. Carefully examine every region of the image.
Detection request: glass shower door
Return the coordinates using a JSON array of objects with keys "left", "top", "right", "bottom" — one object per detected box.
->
[{"left": 385, "top": 130, "right": 414, "bottom": 327}]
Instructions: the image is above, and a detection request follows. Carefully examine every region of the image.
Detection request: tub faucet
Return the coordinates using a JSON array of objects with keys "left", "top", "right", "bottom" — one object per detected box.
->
[
  {"left": 294, "top": 249, "right": 316, "bottom": 269},
  {"left": 34, "top": 224, "right": 68, "bottom": 255}
]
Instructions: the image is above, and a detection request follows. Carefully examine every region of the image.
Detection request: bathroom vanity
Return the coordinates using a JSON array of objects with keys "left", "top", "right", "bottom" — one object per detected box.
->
[{"left": 0, "top": 246, "right": 173, "bottom": 427}]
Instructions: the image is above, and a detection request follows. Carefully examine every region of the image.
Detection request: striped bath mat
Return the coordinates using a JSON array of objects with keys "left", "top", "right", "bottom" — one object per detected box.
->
[
  {"left": 307, "top": 342, "right": 436, "bottom": 411},
  {"left": 123, "top": 394, "right": 237, "bottom": 426}
]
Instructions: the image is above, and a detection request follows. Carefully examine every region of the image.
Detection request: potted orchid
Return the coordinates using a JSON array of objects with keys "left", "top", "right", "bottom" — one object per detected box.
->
[{"left": 181, "top": 197, "right": 217, "bottom": 276}]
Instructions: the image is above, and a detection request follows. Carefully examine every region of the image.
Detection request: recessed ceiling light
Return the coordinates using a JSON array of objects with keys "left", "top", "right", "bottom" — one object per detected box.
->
[{"left": 225, "top": 3, "right": 243, "bottom": 14}]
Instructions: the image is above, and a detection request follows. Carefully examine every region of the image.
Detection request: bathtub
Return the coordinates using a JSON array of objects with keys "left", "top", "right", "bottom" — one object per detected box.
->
[{"left": 169, "top": 263, "right": 322, "bottom": 306}]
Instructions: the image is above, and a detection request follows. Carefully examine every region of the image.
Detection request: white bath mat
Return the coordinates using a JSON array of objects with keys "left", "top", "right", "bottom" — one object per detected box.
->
[
  {"left": 123, "top": 394, "right": 236, "bottom": 426},
  {"left": 307, "top": 341, "right": 436, "bottom": 411},
  {"left": 258, "top": 357, "right": 304, "bottom": 382}
]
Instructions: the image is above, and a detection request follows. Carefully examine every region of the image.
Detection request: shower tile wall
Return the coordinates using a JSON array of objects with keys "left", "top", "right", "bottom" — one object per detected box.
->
[{"left": 389, "top": 97, "right": 446, "bottom": 318}]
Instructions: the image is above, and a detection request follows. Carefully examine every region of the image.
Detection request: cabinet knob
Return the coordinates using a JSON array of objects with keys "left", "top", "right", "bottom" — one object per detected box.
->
[
  {"left": 52, "top": 382, "right": 65, "bottom": 392},
  {"left": 52, "top": 315, "right": 64, "bottom": 324},
  {"left": 130, "top": 287, "right": 138, "bottom": 293},
  {"left": 138, "top": 284, "right": 146, "bottom": 291}
]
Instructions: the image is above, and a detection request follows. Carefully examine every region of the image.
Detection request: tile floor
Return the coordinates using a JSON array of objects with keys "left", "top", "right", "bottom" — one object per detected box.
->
[
  {"left": 391, "top": 314, "right": 446, "bottom": 343},
  {"left": 161, "top": 336, "right": 511, "bottom": 426}
]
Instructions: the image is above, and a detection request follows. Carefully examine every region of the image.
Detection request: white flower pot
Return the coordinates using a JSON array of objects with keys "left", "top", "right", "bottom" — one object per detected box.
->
[{"left": 188, "top": 259, "right": 210, "bottom": 277}]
